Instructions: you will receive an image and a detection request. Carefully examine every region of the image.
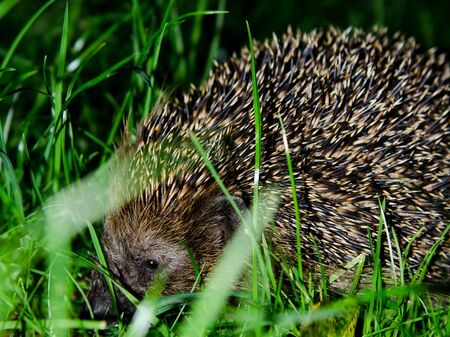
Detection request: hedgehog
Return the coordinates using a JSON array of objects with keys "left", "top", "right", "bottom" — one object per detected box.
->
[{"left": 87, "top": 27, "right": 450, "bottom": 319}]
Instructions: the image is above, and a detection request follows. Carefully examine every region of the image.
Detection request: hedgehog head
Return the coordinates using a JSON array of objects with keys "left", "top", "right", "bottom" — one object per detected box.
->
[{"left": 88, "top": 172, "right": 247, "bottom": 318}]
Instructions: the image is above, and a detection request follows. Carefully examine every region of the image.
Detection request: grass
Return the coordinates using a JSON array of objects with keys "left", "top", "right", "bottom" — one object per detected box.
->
[{"left": 0, "top": 1, "right": 449, "bottom": 336}]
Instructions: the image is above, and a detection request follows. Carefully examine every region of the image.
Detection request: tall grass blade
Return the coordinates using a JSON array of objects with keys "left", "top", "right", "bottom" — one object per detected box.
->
[
  {"left": 246, "top": 21, "right": 263, "bottom": 310},
  {"left": 0, "top": 0, "right": 55, "bottom": 72},
  {"left": 179, "top": 193, "right": 278, "bottom": 337},
  {"left": 0, "top": 149, "right": 24, "bottom": 222},
  {"left": 278, "top": 115, "right": 305, "bottom": 309},
  {"left": 201, "top": 0, "right": 227, "bottom": 81}
]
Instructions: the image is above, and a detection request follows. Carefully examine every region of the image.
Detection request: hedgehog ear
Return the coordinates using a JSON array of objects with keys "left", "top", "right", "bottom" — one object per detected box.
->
[{"left": 207, "top": 195, "right": 247, "bottom": 243}]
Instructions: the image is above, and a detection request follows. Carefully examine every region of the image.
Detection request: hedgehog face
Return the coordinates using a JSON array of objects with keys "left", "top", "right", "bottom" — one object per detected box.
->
[
  {"left": 103, "top": 227, "right": 195, "bottom": 297},
  {"left": 87, "top": 210, "right": 196, "bottom": 319},
  {"left": 87, "top": 193, "right": 247, "bottom": 319}
]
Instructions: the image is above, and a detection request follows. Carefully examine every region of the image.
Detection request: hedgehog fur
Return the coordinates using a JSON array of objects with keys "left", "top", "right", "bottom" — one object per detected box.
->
[{"left": 89, "top": 27, "right": 450, "bottom": 318}]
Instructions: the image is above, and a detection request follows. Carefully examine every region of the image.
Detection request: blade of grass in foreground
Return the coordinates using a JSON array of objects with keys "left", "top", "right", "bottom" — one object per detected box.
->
[
  {"left": 378, "top": 195, "right": 397, "bottom": 287},
  {"left": 0, "top": 319, "right": 106, "bottom": 332},
  {"left": 86, "top": 221, "right": 119, "bottom": 319},
  {"left": 179, "top": 133, "right": 279, "bottom": 336},
  {"left": 41, "top": 154, "right": 137, "bottom": 336},
  {"left": 276, "top": 285, "right": 427, "bottom": 332},
  {"left": 246, "top": 21, "right": 264, "bottom": 314},
  {"left": 413, "top": 223, "right": 450, "bottom": 284},
  {"left": 278, "top": 115, "right": 306, "bottom": 310},
  {"left": 46, "top": 8, "right": 72, "bottom": 328},
  {"left": 178, "top": 193, "right": 278, "bottom": 337},
  {"left": 190, "top": 134, "right": 245, "bottom": 222},
  {"left": 363, "top": 197, "right": 386, "bottom": 335},
  {"left": 123, "top": 301, "right": 157, "bottom": 337}
]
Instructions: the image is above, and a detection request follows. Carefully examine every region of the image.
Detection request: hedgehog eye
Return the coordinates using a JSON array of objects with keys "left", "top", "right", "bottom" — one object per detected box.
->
[{"left": 145, "top": 259, "right": 159, "bottom": 270}]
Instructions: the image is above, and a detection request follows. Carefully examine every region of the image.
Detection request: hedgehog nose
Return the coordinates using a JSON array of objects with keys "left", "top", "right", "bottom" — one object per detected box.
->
[
  {"left": 85, "top": 268, "right": 115, "bottom": 319},
  {"left": 81, "top": 294, "right": 113, "bottom": 319},
  {"left": 92, "top": 300, "right": 112, "bottom": 319}
]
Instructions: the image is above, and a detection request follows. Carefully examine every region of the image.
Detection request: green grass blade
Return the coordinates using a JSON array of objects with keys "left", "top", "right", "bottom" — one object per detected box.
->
[
  {"left": 246, "top": 21, "right": 262, "bottom": 222},
  {"left": 0, "top": 0, "right": 20, "bottom": 20},
  {"left": 169, "top": 6, "right": 187, "bottom": 81},
  {"left": 86, "top": 221, "right": 119, "bottom": 318},
  {"left": 201, "top": 0, "right": 227, "bottom": 81},
  {"left": 0, "top": 0, "right": 55, "bottom": 71},
  {"left": 188, "top": 0, "right": 208, "bottom": 71},
  {"left": 66, "top": 42, "right": 106, "bottom": 97},
  {"left": 413, "top": 223, "right": 450, "bottom": 285},
  {"left": 63, "top": 54, "right": 135, "bottom": 111},
  {"left": 137, "top": 0, "right": 174, "bottom": 67},
  {"left": 52, "top": 2, "right": 70, "bottom": 191},
  {"left": 105, "top": 91, "right": 132, "bottom": 148},
  {"left": 131, "top": 0, "right": 146, "bottom": 53},
  {"left": 278, "top": 115, "right": 304, "bottom": 307},
  {"left": 76, "top": 14, "right": 132, "bottom": 66},
  {"left": 173, "top": 10, "right": 228, "bottom": 23},
  {"left": 178, "top": 194, "right": 278, "bottom": 337},
  {"left": 189, "top": 133, "right": 245, "bottom": 223},
  {"left": 82, "top": 130, "right": 113, "bottom": 155},
  {"left": 246, "top": 21, "right": 263, "bottom": 310},
  {"left": 20, "top": 134, "right": 44, "bottom": 206},
  {"left": 364, "top": 197, "right": 387, "bottom": 335},
  {"left": 124, "top": 300, "right": 157, "bottom": 337},
  {"left": 0, "top": 149, "right": 24, "bottom": 222},
  {"left": 378, "top": 195, "right": 397, "bottom": 286}
]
